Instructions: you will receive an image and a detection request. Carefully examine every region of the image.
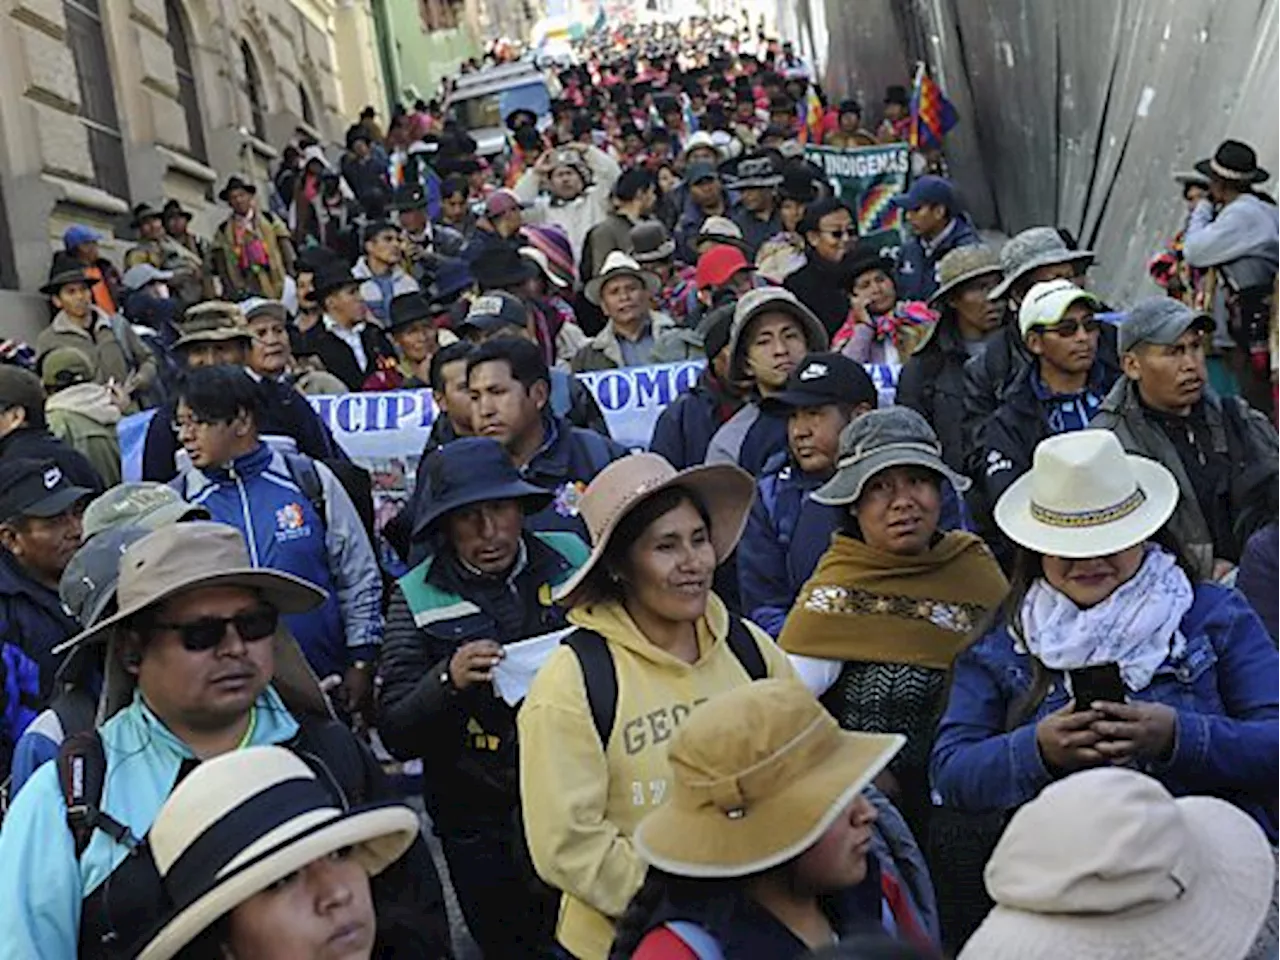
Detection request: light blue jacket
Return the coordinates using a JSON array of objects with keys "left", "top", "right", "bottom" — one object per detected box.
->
[{"left": 0, "top": 687, "right": 299, "bottom": 959}]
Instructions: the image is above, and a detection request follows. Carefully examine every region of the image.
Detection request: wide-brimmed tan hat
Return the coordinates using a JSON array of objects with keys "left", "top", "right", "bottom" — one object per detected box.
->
[
  {"left": 928, "top": 244, "right": 1004, "bottom": 306},
  {"left": 584, "top": 250, "right": 660, "bottom": 306},
  {"left": 174, "top": 301, "right": 253, "bottom": 349},
  {"left": 994, "top": 430, "right": 1179, "bottom": 559},
  {"left": 136, "top": 746, "right": 420, "bottom": 960},
  {"left": 634, "top": 679, "right": 903, "bottom": 878},
  {"left": 959, "top": 768, "right": 1276, "bottom": 960},
  {"left": 552, "top": 453, "right": 755, "bottom": 606}
]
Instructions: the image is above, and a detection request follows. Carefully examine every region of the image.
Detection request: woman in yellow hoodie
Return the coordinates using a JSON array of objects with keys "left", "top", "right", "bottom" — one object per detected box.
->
[{"left": 518, "top": 452, "right": 795, "bottom": 960}]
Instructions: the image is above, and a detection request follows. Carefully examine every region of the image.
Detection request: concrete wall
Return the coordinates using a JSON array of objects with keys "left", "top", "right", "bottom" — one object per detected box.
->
[{"left": 0, "top": 0, "right": 383, "bottom": 340}]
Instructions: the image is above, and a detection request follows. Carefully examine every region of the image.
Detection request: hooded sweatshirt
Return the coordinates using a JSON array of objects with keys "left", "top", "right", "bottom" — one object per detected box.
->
[
  {"left": 518, "top": 594, "right": 794, "bottom": 960},
  {"left": 45, "top": 383, "right": 122, "bottom": 487}
]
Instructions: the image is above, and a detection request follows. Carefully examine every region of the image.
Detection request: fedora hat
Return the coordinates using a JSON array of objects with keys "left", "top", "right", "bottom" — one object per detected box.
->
[
  {"left": 989, "top": 227, "right": 1095, "bottom": 301},
  {"left": 173, "top": 301, "right": 252, "bottom": 349},
  {"left": 584, "top": 251, "right": 660, "bottom": 306},
  {"left": 473, "top": 245, "right": 539, "bottom": 290},
  {"left": 630, "top": 221, "right": 676, "bottom": 264},
  {"left": 161, "top": 198, "right": 193, "bottom": 221},
  {"left": 634, "top": 679, "right": 903, "bottom": 877},
  {"left": 40, "top": 264, "right": 99, "bottom": 296},
  {"left": 994, "top": 430, "right": 1179, "bottom": 559},
  {"left": 411, "top": 437, "right": 551, "bottom": 540},
  {"left": 929, "top": 244, "right": 1003, "bottom": 306},
  {"left": 1193, "top": 139, "right": 1270, "bottom": 185},
  {"left": 312, "top": 264, "right": 361, "bottom": 302},
  {"left": 552, "top": 453, "right": 755, "bottom": 606},
  {"left": 217, "top": 175, "right": 257, "bottom": 202},
  {"left": 135, "top": 746, "right": 420, "bottom": 960},
  {"left": 723, "top": 151, "right": 784, "bottom": 190},
  {"left": 958, "top": 768, "right": 1276, "bottom": 960}
]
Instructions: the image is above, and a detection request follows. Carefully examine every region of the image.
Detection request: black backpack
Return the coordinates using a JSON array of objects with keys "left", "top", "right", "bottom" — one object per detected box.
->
[{"left": 561, "top": 615, "right": 768, "bottom": 746}]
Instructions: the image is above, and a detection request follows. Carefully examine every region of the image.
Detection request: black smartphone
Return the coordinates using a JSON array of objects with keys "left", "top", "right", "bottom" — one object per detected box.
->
[{"left": 1068, "top": 663, "right": 1125, "bottom": 710}]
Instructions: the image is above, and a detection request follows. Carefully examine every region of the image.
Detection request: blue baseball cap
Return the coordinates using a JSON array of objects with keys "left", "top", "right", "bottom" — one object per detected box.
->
[
  {"left": 891, "top": 175, "right": 956, "bottom": 213},
  {"left": 63, "top": 225, "right": 101, "bottom": 250}
]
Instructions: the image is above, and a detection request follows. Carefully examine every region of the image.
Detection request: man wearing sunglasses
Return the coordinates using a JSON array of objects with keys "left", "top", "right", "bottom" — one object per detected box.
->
[
  {"left": 975, "top": 278, "right": 1121, "bottom": 513},
  {"left": 0, "top": 521, "right": 453, "bottom": 958}
]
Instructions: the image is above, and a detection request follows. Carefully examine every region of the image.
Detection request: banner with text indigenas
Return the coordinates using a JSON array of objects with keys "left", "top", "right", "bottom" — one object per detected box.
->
[{"left": 803, "top": 143, "right": 910, "bottom": 263}]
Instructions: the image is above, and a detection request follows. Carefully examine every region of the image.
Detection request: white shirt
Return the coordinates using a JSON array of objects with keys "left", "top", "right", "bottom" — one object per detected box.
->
[{"left": 323, "top": 314, "right": 368, "bottom": 371}]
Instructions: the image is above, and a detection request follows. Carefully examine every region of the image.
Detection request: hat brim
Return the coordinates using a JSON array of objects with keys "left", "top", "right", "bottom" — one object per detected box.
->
[
  {"left": 928, "top": 263, "right": 1005, "bottom": 306},
  {"left": 136, "top": 804, "right": 420, "bottom": 960},
  {"left": 413, "top": 482, "right": 553, "bottom": 540},
  {"left": 729, "top": 176, "right": 784, "bottom": 190},
  {"left": 760, "top": 388, "right": 845, "bottom": 413},
  {"left": 553, "top": 463, "right": 756, "bottom": 606},
  {"left": 15, "top": 485, "right": 94, "bottom": 520},
  {"left": 989, "top": 251, "right": 1096, "bottom": 301},
  {"left": 174, "top": 329, "right": 253, "bottom": 349},
  {"left": 958, "top": 795, "right": 1275, "bottom": 960},
  {"left": 52, "top": 567, "right": 327, "bottom": 656},
  {"left": 585, "top": 267, "right": 661, "bottom": 306},
  {"left": 1193, "top": 157, "right": 1270, "bottom": 184},
  {"left": 218, "top": 183, "right": 257, "bottom": 202},
  {"left": 40, "top": 275, "right": 101, "bottom": 296},
  {"left": 81, "top": 499, "right": 210, "bottom": 541},
  {"left": 633, "top": 241, "right": 677, "bottom": 264},
  {"left": 812, "top": 444, "right": 972, "bottom": 506},
  {"left": 634, "top": 732, "right": 904, "bottom": 878},
  {"left": 1120, "top": 312, "right": 1215, "bottom": 353},
  {"left": 992, "top": 453, "right": 1179, "bottom": 559},
  {"left": 387, "top": 310, "right": 436, "bottom": 333},
  {"left": 1171, "top": 170, "right": 1211, "bottom": 187}
]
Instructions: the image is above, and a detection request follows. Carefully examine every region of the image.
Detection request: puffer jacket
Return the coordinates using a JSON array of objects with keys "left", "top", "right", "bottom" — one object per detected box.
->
[
  {"left": 649, "top": 369, "right": 744, "bottom": 470},
  {"left": 931, "top": 583, "right": 1280, "bottom": 841},
  {"left": 377, "top": 532, "right": 587, "bottom": 831},
  {"left": 173, "top": 442, "right": 382, "bottom": 678}
]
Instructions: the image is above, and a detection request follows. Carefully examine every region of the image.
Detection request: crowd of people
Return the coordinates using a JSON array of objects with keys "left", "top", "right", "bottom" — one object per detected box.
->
[{"left": 0, "top": 15, "right": 1275, "bottom": 960}]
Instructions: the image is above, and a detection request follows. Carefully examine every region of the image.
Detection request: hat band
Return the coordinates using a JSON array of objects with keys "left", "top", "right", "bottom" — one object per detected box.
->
[
  {"left": 1209, "top": 158, "right": 1255, "bottom": 181},
  {"left": 162, "top": 776, "right": 337, "bottom": 905},
  {"left": 837, "top": 440, "right": 941, "bottom": 470},
  {"left": 1029, "top": 485, "right": 1147, "bottom": 529}
]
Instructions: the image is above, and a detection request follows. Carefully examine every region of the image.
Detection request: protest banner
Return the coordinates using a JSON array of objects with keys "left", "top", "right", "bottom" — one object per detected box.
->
[{"left": 803, "top": 143, "right": 910, "bottom": 262}]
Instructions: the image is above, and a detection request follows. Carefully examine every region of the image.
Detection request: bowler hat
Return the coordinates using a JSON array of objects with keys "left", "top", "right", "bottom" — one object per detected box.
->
[
  {"left": 40, "top": 263, "right": 99, "bottom": 296},
  {"left": 161, "top": 199, "right": 193, "bottom": 221},
  {"left": 1194, "top": 139, "right": 1270, "bottom": 185},
  {"left": 884, "top": 85, "right": 909, "bottom": 106},
  {"left": 630, "top": 221, "right": 676, "bottom": 263},
  {"left": 473, "top": 246, "right": 538, "bottom": 290},
  {"left": 412, "top": 437, "right": 551, "bottom": 538},
  {"left": 391, "top": 185, "right": 429, "bottom": 212},
  {"left": 387, "top": 292, "right": 435, "bottom": 333},
  {"left": 312, "top": 265, "right": 361, "bottom": 302},
  {"left": 131, "top": 203, "right": 164, "bottom": 228},
  {"left": 217, "top": 176, "right": 256, "bottom": 202}
]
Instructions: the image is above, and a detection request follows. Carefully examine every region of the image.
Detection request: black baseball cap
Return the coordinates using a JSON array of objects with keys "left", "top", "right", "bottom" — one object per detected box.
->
[
  {"left": 762, "top": 353, "right": 878, "bottom": 412},
  {"left": 0, "top": 458, "right": 93, "bottom": 524}
]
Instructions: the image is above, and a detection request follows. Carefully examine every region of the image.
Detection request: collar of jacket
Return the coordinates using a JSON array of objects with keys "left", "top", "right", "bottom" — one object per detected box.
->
[
  {"left": 921, "top": 217, "right": 959, "bottom": 257},
  {"left": 0, "top": 546, "right": 72, "bottom": 616},
  {"left": 522, "top": 413, "right": 572, "bottom": 485},
  {"left": 51, "top": 306, "right": 111, "bottom": 338},
  {"left": 586, "top": 310, "right": 675, "bottom": 365},
  {"left": 207, "top": 440, "right": 272, "bottom": 483}
]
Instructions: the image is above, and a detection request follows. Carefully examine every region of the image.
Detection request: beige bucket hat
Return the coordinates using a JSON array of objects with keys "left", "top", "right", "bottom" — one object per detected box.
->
[
  {"left": 552, "top": 452, "right": 755, "bottom": 607},
  {"left": 928, "top": 244, "right": 1004, "bottom": 306},
  {"left": 634, "top": 679, "right": 903, "bottom": 878},
  {"left": 584, "top": 250, "right": 660, "bottom": 306},
  {"left": 994, "top": 430, "right": 1179, "bottom": 559},
  {"left": 174, "top": 301, "right": 253, "bottom": 349},
  {"left": 959, "top": 768, "right": 1276, "bottom": 960},
  {"left": 136, "top": 746, "right": 420, "bottom": 960}
]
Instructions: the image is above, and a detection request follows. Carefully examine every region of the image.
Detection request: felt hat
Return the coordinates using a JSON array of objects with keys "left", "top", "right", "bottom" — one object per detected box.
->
[
  {"left": 134, "top": 746, "right": 420, "bottom": 960},
  {"left": 552, "top": 453, "right": 755, "bottom": 606},
  {"left": 311, "top": 265, "right": 361, "bottom": 302},
  {"left": 40, "top": 264, "right": 99, "bottom": 296},
  {"left": 1193, "top": 138, "right": 1270, "bottom": 185},
  {"left": 473, "top": 246, "right": 539, "bottom": 290},
  {"left": 634, "top": 679, "right": 903, "bottom": 877},
  {"left": 585, "top": 251, "right": 659, "bottom": 306},
  {"left": 630, "top": 221, "right": 676, "bottom": 264},
  {"left": 217, "top": 176, "right": 257, "bottom": 202},
  {"left": 131, "top": 203, "right": 164, "bottom": 228},
  {"left": 161, "top": 199, "right": 193, "bottom": 221},
  {"left": 387, "top": 292, "right": 436, "bottom": 333},
  {"left": 994, "top": 430, "right": 1179, "bottom": 559}
]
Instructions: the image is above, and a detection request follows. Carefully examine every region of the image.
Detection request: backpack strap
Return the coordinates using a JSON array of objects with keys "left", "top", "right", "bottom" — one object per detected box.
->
[
  {"left": 57, "top": 730, "right": 139, "bottom": 858},
  {"left": 107, "top": 314, "right": 138, "bottom": 369},
  {"left": 561, "top": 628, "right": 618, "bottom": 747},
  {"left": 283, "top": 452, "right": 327, "bottom": 526},
  {"left": 724, "top": 615, "right": 767, "bottom": 681}
]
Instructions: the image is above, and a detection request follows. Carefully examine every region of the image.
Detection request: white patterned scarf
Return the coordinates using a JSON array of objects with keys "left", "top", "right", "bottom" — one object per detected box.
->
[{"left": 1020, "top": 547, "right": 1194, "bottom": 692}]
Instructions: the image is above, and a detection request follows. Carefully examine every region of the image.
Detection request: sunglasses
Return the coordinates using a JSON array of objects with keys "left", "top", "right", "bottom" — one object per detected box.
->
[
  {"left": 1040, "top": 317, "right": 1101, "bottom": 338},
  {"left": 819, "top": 227, "right": 855, "bottom": 240},
  {"left": 152, "top": 605, "right": 280, "bottom": 652}
]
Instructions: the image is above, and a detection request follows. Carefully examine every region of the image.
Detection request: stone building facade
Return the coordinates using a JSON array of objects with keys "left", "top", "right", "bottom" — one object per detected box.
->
[{"left": 0, "top": 0, "right": 385, "bottom": 339}]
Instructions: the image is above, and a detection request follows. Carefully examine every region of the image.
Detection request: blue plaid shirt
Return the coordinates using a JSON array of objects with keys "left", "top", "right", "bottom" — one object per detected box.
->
[{"left": 1030, "top": 368, "right": 1106, "bottom": 434}]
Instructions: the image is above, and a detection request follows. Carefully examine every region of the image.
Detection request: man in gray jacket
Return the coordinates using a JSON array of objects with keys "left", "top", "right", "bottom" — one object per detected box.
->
[{"left": 1091, "top": 297, "right": 1278, "bottom": 580}]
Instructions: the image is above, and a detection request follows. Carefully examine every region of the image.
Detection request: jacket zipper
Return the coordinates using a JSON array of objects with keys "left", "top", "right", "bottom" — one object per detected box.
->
[{"left": 230, "top": 463, "right": 260, "bottom": 566}]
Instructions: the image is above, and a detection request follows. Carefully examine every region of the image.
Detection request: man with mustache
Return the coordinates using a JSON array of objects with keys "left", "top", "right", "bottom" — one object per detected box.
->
[{"left": 1091, "top": 297, "right": 1278, "bottom": 581}]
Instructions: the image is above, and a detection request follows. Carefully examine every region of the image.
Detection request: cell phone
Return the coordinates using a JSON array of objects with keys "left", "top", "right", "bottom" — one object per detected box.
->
[{"left": 1068, "top": 663, "right": 1126, "bottom": 710}]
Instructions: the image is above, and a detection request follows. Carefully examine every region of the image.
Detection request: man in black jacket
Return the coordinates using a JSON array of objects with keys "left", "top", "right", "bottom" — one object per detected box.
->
[
  {"left": 0, "top": 365, "right": 104, "bottom": 494},
  {"left": 304, "top": 263, "right": 400, "bottom": 390},
  {"left": 379, "top": 438, "right": 586, "bottom": 959}
]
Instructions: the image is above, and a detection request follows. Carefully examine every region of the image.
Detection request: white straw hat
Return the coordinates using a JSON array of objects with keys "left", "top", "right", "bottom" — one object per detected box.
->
[
  {"left": 136, "top": 746, "right": 420, "bottom": 960},
  {"left": 959, "top": 768, "right": 1276, "bottom": 960},
  {"left": 994, "top": 431, "right": 1178, "bottom": 558}
]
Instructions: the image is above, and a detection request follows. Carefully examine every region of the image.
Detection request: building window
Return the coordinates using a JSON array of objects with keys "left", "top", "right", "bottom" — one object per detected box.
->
[
  {"left": 240, "top": 39, "right": 266, "bottom": 140},
  {"left": 298, "top": 83, "right": 315, "bottom": 128},
  {"left": 63, "top": 0, "right": 128, "bottom": 198},
  {"left": 419, "top": 0, "right": 462, "bottom": 31},
  {"left": 165, "top": 1, "right": 207, "bottom": 162}
]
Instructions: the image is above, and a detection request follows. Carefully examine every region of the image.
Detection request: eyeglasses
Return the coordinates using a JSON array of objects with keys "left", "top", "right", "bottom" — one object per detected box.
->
[
  {"left": 1040, "top": 318, "right": 1101, "bottom": 338},
  {"left": 170, "top": 415, "right": 220, "bottom": 434},
  {"left": 152, "top": 606, "right": 280, "bottom": 652},
  {"left": 819, "top": 227, "right": 855, "bottom": 240}
]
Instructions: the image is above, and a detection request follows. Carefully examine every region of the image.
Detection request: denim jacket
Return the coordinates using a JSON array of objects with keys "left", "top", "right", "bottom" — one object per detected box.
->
[{"left": 930, "top": 583, "right": 1279, "bottom": 840}]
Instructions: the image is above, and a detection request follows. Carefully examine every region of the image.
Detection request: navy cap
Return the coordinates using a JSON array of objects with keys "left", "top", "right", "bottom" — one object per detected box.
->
[
  {"left": 684, "top": 161, "right": 720, "bottom": 185},
  {"left": 762, "top": 353, "right": 879, "bottom": 412},
  {"left": 0, "top": 458, "right": 92, "bottom": 524},
  {"left": 891, "top": 175, "right": 956, "bottom": 212},
  {"left": 412, "top": 437, "right": 551, "bottom": 539}
]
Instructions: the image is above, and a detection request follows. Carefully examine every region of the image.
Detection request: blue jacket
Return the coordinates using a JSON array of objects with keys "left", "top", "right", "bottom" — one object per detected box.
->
[
  {"left": 0, "top": 552, "right": 80, "bottom": 780},
  {"left": 0, "top": 688, "right": 301, "bottom": 958},
  {"left": 894, "top": 214, "right": 981, "bottom": 303},
  {"left": 649, "top": 370, "right": 740, "bottom": 470},
  {"left": 174, "top": 442, "right": 383, "bottom": 678},
  {"left": 519, "top": 414, "right": 628, "bottom": 540},
  {"left": 930, "top": 583, "right": 1280, "bottom": 840},
  {"left": 705, "top": 402, "right": 789, "bottom": 475},
  {"left": 740, "top": 454, "right": 973, "bottom": 637}
]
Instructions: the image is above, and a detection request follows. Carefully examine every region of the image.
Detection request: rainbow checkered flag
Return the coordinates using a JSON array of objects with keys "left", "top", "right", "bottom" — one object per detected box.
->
[{"left": 909, "top": 64, "right": 958, "bottom": 150}]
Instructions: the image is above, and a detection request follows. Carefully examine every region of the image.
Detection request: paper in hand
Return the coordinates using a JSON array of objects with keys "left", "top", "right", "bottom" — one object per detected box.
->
[{"left": 491, "top": 627, "right": 573, "bottom": 705}]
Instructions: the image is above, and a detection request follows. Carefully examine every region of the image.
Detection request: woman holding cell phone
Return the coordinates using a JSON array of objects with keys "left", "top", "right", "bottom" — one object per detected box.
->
[{"left": 930, "top": 430, "right": 1278, "bottom": 841}]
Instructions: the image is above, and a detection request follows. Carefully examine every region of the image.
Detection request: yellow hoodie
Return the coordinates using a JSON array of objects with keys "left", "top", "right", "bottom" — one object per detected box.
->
[{"left": 518, "top": 594, "right": 795, "bottom": 960}]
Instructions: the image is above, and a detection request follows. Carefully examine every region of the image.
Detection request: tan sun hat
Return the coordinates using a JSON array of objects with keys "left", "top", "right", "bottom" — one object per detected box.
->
[
  {"left": 928, "top": 244, "right": 1004, "bottom": 306},
  {"left": 994, "top": 430, "right": 1178, "bottom": 559},
  {"left": 552, "top": 452, "right": 755, "bottom": 606},
  {"left": 584, "top": 250, "right": 660, "bottom": 306},
  {"left": 135, "top": 746, "right": 420, "bottom": 960},
  {"left": 633, "top": 679, "right": 904, "bottom": 878},
  {"left": 959, "top": 768, "right": 1276, "bottom": 960},
  {"left": 174, "top": 301, "right": 253, "bottom": 349}
]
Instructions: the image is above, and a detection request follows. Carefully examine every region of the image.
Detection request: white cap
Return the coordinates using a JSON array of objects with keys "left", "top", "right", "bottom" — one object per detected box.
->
[{"left": 1018, "top": 278, "right": 1100, "bottom": 337}]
